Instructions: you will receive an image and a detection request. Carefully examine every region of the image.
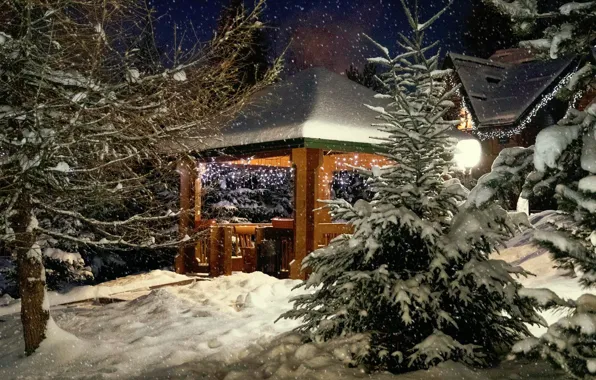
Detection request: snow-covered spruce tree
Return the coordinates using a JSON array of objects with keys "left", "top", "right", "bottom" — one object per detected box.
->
[
  {"left": 0, "top": 0, "right": 279, "bottom": 355},
  {"left": 511, "top": 104, "right": 596, "bottom": 379},
  {"left": 482, "top": 0, "right": 595, "bottom": 96},
  {"left": 478, "top": 2, "right": 596, "bottom": 378},
  {"left": 201, "top": 165, "right": 293, "bottom": 223},
  {"left": 280, "top": 0, "right": 544, "bottom": 373}
]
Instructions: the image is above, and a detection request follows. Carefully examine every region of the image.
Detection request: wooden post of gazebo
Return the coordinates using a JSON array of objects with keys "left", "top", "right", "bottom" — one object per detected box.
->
[
  {"left": 314, "top": 154, "right": 335, "bottom": 227},
  {"left": 290, "top": 147, "right": 323, "bottom": 279},
  {"left": 175, "top": 156, "right": 197, "bottom": 274}
]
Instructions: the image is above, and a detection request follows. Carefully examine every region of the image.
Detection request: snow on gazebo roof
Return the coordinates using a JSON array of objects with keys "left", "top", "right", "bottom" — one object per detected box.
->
[
  {"left": 195, "top": 67, "right": 391, "bottom": 156},
  {"left": 446, "top": 52, "right": 576, "bottom": 128}
]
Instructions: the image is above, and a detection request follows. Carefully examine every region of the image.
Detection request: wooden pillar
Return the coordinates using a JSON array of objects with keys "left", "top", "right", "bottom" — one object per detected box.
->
[
  {"left": 209, "top": 226, "right": 222, "bottom": 277},
  {"left": 290, "top": 148, "right": 323, "bottom": 279},
  {"left": 195, "top": 163, "right": 206, "bottom": 226},
  {"left": 315, "top": 154, "right": 335, "bottom": 225},
  {"left": 175, "top": 157, "right": 197, "bottom": 274},
  {"left": 223, "top": 226, "right": 233, "bottom": 276}
]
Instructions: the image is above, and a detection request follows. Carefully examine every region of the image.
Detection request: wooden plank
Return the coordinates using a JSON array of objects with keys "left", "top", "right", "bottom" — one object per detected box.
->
[
  {"left": 315, "top": 154, "right": 335, "bottom": 228},
  {"left": 223, "top": 226, "right": 233, "bottom": 276},
  {"left": 291, "top": 148, "right": 323, "bottom": 280},
  {"left": 232, "top": 257, "right": 244, "bottom": 272},
  {"left": 194, "top": 163, "right": 206, "bottom": 225},
  {"left": 315, "top": 223, "right": 354, "bottom": 248},
  {"left": 209, "top": 226, "right": 221, "bottom": 277},
  {"left": 175, "top": 159, "right": 192, "bottom": 274},
  {"left": 243, "top": 247, "right": 257, "bottom": 273}
]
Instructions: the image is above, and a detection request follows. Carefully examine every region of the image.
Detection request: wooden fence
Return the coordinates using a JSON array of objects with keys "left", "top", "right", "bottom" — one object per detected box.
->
[{"left": 182, "top": 222, "right": 353, "bottom": 278}]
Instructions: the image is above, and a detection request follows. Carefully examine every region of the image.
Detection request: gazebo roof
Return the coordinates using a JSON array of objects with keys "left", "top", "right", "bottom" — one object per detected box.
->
[
  {"left": 445, "top": 53, "right": 576, "bottom": 128},
  {"left": 195, "top": 67, "right": 391, "bottom": 156},
  {"left": 189, "top": 67, "right": 475, "bottom": 158}
]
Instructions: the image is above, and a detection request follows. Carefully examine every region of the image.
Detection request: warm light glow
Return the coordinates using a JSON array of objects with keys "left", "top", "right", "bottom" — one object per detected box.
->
[
  {"left": 454, "top": 139, "right": 482, "bottom": 169},
  {"left": 457, "top": 107, "right": 474, "bottom": 131}
]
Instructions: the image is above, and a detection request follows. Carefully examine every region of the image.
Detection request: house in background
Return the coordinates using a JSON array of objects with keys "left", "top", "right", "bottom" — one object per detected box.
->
[{"left": 444, "top": 48, "right": 581, "bottom": 174}]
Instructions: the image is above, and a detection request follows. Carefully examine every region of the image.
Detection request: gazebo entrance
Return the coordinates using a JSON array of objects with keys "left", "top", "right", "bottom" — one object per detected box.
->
[{"left": 175, "top": 148, "right": 389, "bottom": 280}]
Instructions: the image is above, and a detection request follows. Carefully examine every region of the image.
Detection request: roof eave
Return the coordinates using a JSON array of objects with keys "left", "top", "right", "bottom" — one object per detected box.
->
[{"left": 194, "top": 138, "right": 387, "bottom": 161}]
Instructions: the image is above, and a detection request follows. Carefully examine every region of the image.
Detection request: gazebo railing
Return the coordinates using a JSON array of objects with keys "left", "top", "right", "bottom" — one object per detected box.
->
[
  {"left": 315, "top": 223, "right": 354, "bottom": 249},
  {"left": 191, "top": 221, "right": 353, "bottom": 278}
]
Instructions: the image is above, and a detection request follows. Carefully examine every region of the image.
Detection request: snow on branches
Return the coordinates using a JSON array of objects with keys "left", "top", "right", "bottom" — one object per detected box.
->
[
  {"left": 280, "top": 0, "right": 543, "bottom": 374},
  {"left": 480, "top": 3, "right": 596, "bottom": 376},
  {"left": 0, "top": 0, "right": 279, "bottom": 354}
]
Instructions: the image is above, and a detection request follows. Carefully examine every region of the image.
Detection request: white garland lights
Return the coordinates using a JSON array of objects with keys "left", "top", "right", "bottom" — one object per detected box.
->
[
  {"left": 202, "top": 155, "right": 384, "bottom": 200},
  {"left": 473, "top": 71, "right": 575, "bottom": 141},
  {"left": 570, "top": 89, "right": 584, "bottom": 108},
  {"left": 201, "top": 163, "right": 293, "bottom": 188}
]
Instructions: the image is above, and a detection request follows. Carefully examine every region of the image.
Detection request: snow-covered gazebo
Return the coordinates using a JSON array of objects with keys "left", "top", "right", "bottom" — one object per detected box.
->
[{"left": 176, "top": 67, "right": 479, "bottom": 279}]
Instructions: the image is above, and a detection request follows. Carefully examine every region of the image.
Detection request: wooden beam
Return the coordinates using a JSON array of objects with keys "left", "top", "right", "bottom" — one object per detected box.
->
[
  {"left": 175, "top": 158, "right": 193, "bottom": 274},
  {"left": 223, "top": 226, "right": 233, "bottom": 276},
  {"left": 290, "top": 148, "right": 323, "bottom": 280},
  {"left": 209, "top": 226, "right": 222, "bottom": 277},
  {"left": 314, "top": 154, "right": 335, "bottom": 227},
  {"left": 194, "top": 163, "right": 205, "bottom": 226}
]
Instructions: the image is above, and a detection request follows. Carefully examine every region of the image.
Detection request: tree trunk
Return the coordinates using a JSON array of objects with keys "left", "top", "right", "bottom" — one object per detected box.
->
[{"left": 12, "top": 196, "right": 49, "bottom": 355}]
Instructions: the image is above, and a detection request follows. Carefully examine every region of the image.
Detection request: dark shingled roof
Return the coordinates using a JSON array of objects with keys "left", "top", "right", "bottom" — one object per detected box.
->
[{"left": 446, "top": 53, "right": 576, "bottom": 128}]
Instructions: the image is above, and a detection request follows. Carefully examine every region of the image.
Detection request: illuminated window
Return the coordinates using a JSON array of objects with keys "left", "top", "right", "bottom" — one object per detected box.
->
[{"left": 457, "top": 107, "right": 474, "bottom": 131}]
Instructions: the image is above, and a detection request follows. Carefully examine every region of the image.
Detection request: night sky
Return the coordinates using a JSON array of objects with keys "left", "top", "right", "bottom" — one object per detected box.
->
[{"left": 149, "top": 0, "right": 475, "bottom": 75}]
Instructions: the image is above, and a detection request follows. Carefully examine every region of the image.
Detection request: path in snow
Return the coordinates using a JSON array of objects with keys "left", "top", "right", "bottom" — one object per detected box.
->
[
  {"left": 0, "top": 269, "right": 194, "bottom": 317},
  {"left": 0, "top": 272, "right": 306, "bottom": 379}
]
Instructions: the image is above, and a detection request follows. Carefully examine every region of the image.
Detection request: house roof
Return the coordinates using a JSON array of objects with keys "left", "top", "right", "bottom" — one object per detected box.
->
[
  {"left": 489, "top": 48, "right": 536, "bottom": 65},
  {"left": 446, "top": 53, "right": 576, "bottom": 128},
  {"left": 192, "top": 67, "right": 472, "bottom": 157}
]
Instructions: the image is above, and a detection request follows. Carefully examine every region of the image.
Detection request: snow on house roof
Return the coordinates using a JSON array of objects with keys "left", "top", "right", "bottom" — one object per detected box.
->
[
  {"left": 489, "top": 48, "right": 536, "bottom": 65},
  {"left": 446, "top": 53, "right": 576, "bottom": 128},
  {"left": 193, "top": 67, "right": 391, "bottom": 154}
]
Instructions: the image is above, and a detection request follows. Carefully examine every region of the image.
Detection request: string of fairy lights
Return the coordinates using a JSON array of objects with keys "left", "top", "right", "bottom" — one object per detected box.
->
[
  {"left": 571, "top": 89, "right": 584, "bottom": 108},
  {"left": 473, "top": 71, "right": 576, "bottom": 141},
  {"left": 451, "top": 66, "right": 581, "bottom": 141},
  {"left": 200, "top": 163, "right": 293, "bottom": 188},
  {"left": 201, "top": 155, "right": 388, "bottom": 194}
]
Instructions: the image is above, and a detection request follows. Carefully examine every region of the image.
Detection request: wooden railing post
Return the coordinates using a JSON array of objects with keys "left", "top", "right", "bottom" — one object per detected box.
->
[
  {"left": 175, "top": 157, "right": 196, "bottom": 274},
  {"left": 209, "top": 226, "right": 221, "bottom": 277},
  {"left": 223, "top": 226, "right": 233, "bottom": 276}
]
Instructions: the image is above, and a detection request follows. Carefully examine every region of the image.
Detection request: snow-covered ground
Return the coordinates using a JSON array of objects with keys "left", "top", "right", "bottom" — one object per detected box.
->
[
  {"left": 0, "top": 269, "right": 191, "bottom": 317},
  {"left": 0, "top": 212, "right": 586, "bottom": 379}
]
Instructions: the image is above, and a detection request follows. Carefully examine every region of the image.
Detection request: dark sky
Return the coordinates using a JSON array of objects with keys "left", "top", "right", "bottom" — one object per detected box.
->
[{"left": 148, "top": 0, "right": 474, "bottom": 74}]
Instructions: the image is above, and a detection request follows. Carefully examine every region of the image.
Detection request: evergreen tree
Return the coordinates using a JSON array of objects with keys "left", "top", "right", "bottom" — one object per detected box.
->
[
  {"left": 345, "top": 62, "right": 386, "bottom": 93},
  {"left": 280, "top": 0, "right": 543, "bottom": 373},
  {"left": 0, "top": 0, "right": 278, "bottom": 354},
  {"left": 125, "top": 0, "right": 163, "bottom": 76},
  {"left": 481, "top": 1, "right": 596, "bottom": 378},
  {"left": 217, "top": 0, "right": 269, "bottom": 87},
  {"left": 462, "top": 0, "right": 519, "bottom": 58}
]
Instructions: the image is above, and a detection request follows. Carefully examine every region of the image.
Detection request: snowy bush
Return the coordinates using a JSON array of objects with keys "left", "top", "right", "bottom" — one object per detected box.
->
[
  {"left": 280, "top": 1, "right": 543, "bottom": 374},
  {"left": 201, "top": 164, "right": 293, "bottom": 223},
  {"left": 332, "top": 171, "right": 374, "bottom": 205},
  {"left": 513, "top": 103, "right": 596, "bottom": 380},
  {"left": 43, "top": 248, "right": 93, "bottom": 290}
]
